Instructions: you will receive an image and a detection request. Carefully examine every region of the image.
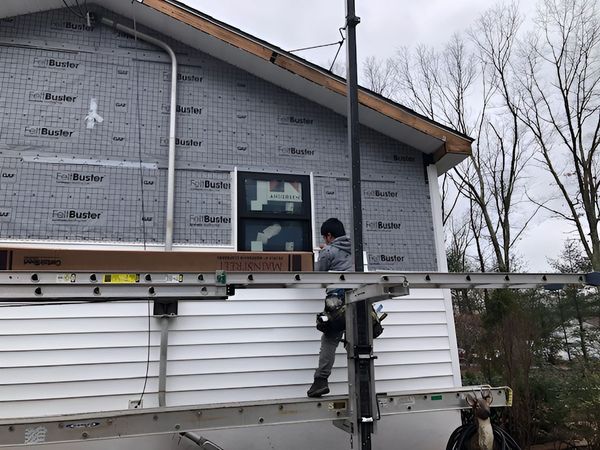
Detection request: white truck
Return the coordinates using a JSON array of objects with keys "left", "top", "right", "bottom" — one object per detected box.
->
[{"left": 0, "top": 1, "right": 539, "bottom": 448}]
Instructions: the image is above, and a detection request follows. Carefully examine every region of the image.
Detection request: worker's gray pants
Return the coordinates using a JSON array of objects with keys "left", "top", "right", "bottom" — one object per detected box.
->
[{"left": 314, "top": 329, "right": 344, "bottom": 380}]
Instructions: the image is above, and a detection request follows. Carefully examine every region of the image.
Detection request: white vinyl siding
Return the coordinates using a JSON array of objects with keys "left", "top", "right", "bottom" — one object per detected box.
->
[{"left": 0, "top": 288, "right": 459, "bottom": 419}]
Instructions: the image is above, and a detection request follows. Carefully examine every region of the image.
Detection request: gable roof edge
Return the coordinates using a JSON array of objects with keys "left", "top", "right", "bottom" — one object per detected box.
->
[{"left": 142, "top": 0, "right": 472, "bottom": 163}]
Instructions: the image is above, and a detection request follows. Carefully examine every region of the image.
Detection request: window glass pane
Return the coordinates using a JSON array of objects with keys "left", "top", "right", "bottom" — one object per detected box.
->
[
  {"left": 244, "top": 178, "right": 304, "bottom": 214},
  {"left": 240, "top": 219, "right": 308, "bottom": 252}
]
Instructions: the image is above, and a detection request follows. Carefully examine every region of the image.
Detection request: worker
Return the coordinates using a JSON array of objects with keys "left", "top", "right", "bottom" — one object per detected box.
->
[{"left": 307, "top": 218, "right": 353, "bottom": 398}]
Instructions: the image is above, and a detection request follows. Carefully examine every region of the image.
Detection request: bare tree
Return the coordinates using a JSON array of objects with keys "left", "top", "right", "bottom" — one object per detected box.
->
[
  {"left": 518, "top": 0, "right": 600, "bottom": 269},
  {"left": 453, "top": 3, "right": 540, "bottom": 273},
  {"left": 395, "top": 34, "right": 477, "bottom": 135},
  {"left": 361, "top": 56, "right": 399, "bottom": 99},
  {"left": 393, "top": 4, "right": 536, "bottom": 273}
]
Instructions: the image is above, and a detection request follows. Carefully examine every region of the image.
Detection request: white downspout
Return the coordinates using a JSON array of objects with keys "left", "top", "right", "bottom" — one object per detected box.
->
[
  {"left": 427, "top": 164, "right": 462, "bottom": 387},
  {"left": 100, "top": 18, "right": 178, "bottom": 251}
]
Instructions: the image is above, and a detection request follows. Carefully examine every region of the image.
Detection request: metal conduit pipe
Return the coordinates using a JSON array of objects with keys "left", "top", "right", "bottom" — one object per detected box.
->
[
  {"left": 100, "top": 17, "right": 178, "bottom": 408},
  {"left": 100, "top": 17, "right": 178, "bottom": 251},
  {"left": 158, "top": 316, "right": 170, "bottom": 407}
]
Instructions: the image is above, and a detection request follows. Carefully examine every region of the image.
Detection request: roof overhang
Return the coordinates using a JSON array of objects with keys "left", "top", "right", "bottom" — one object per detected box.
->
[{"left": 0, "top": 0, "right": 472, "bottom": 174}]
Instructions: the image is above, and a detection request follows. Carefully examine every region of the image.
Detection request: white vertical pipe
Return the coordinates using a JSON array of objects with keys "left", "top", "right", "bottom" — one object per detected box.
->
[
  {"left": 309, "top": 172, "right": 316, "bottom": 250},
  {"left": 427, "top": 164, "right": 462, "bottom": 386},
  {"left": 158, "top": 316, "right": 169, "bottom": 406},
  {"left": 100, "top": 18, "right": 178, "bottom": 251},
  {"left": 426, "top": 165, "right": 449, "bottom": 272},
  {"left": 232, "top": 167, "right": 238, "bottom": 250}
]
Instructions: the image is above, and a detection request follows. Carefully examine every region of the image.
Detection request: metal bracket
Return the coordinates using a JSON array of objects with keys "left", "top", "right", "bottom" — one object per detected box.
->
[
  {"left": 332, "top": 419, "right": 352, "bottom": 434},
  {"left": 346, "top": 282, "right": 410, "bottom": 304}
]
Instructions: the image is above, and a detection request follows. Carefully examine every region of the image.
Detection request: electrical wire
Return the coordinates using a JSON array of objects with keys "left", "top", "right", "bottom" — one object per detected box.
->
[
  {"left": 73, "top": 0, "right": 86, "bottom": 18},
  {"left": 61, "top": 0, "right": 85, "bottom": 19},
  {"left": 329, "top": 27, "right": 346, "bottom": 72},
  {"left": 133, "top": 297, "right": 152, "bottom": 409},
  {"left": 129, "top": 14, "right": 148, "bottom": 251},
  {"left": 47, "top": 0, "right": 153, "bottom": 408},
  {"left": 287, "top": 26, "right": 346, "bottom": 73},
  {"left": 131, "top": 7, "right": 152, "bottom": 409},
  {"left": 289, "top": 40, "right": 344, "bottom": 53},
  {"left": 446, "top": 423, "right": 522, "bottom": 450}
]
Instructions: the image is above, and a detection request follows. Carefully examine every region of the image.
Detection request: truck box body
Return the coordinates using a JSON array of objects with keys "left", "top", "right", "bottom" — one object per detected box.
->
[{"left": 0, "top": 2, "right": 470, "bottom": 448}]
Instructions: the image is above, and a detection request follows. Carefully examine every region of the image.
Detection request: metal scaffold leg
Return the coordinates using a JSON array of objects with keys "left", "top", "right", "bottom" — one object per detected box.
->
[{"left": 346, "top": 299, "right": 377, "bottom": 449}]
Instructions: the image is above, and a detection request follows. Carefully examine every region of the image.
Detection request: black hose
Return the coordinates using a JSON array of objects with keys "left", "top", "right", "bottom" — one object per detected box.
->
[{"left": 446, "top": 423, "right": 522, "bottom": 450}]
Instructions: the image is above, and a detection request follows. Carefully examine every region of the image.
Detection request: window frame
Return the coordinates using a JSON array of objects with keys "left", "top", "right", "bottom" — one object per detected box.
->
[{"left": 236, "top": 171, "right": 312, "bottom": 252}]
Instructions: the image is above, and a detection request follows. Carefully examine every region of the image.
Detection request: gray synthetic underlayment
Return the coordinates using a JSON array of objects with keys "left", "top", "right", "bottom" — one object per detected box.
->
[{"left": 0, "top": 6, "right": 436, "bottom": 270}]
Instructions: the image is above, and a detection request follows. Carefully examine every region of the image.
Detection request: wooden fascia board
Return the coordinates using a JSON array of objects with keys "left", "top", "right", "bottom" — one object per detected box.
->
[
  {"left": 144, "top": 0, "right": 472, "bottom": 157},
  {"left": 143, "top": 0, "right": 274, "bottom": 59}
]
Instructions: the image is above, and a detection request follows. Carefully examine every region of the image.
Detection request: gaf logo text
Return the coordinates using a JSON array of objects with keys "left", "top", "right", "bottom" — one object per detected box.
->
[
  {"left": 1, "top": 171, "right": 17, "bottom": 184},
  {"left": 115, "top": 102, "right": 128, "bottom": 112},
  {"left": 0, "top": 208, "right": 11, "bottom": 222},
  {"left": 141, "top": 216, "right": 154, "bottom": 226},
  {"left": 143, "top": 179, "right": 156, "bottom": 188},
  {"left": 116, "top": 67, "right": 130, "bottom": 78}
]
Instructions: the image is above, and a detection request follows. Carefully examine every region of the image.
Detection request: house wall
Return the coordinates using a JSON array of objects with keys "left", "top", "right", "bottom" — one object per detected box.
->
[
  {"left": 0, "top": 288, "right": 458, "bottom": 418},
  {"left": 0, "top": 5, "right": 437, "bottom": 271},
  {"left": 0, "top": 7, "right": 462, "bottom": 445}
]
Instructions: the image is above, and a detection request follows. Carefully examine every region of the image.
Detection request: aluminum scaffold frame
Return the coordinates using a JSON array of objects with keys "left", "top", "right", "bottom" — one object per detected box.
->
[{"left": 0, "top": 269, "right": 597, "bottom": 448}]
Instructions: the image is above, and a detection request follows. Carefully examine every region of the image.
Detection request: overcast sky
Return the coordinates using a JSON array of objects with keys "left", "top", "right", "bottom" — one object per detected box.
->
[
  {"left": 181, "top": 0, "right": 572, "bottom": 271},
  {"left": 183, "top": 0, "right": 535, "bottom": 66}
]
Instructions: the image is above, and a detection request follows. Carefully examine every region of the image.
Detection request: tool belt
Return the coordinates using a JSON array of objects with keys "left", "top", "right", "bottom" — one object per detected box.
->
[{"left": 316, "top": 290, "right": 384, "bottom": 338}]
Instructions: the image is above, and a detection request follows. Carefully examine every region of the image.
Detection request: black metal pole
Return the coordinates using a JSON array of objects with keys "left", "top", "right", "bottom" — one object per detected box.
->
[
  {"left": 345, "top": 0, "right": 364, "bottom": 272},
  {"left": 345, "top": 2, "right": 374, "bottom": 450}
]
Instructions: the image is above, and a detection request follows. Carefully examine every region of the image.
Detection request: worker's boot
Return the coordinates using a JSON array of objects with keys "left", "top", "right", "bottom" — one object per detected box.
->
[{"left": 307, "top": 377, "right": 329, "bottom": 397}]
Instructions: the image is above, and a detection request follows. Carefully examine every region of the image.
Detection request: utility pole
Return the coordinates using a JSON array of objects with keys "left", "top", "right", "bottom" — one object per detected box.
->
[
  {"left": 344, "top": 2, "right": 376, "bottom": 450},
  {"left": 346, "top": 0, "right": 363, "bottom": 272}
]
